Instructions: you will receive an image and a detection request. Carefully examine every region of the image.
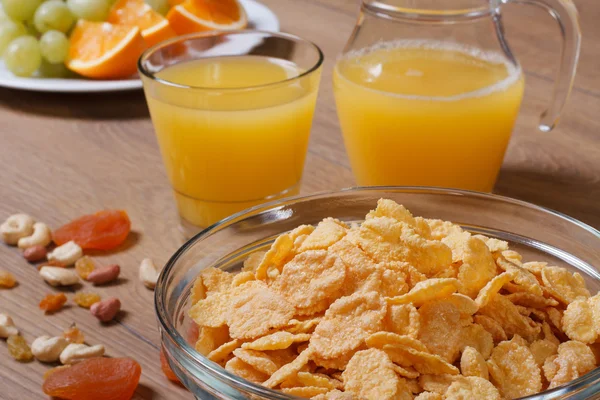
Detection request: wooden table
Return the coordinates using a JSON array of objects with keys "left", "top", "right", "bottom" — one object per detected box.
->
[{"left": 1, "top": 0, "right": 598, "bottom": 398}]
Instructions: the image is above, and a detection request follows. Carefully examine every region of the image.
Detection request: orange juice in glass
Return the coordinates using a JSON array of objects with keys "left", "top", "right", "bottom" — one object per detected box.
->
[
  {"left": 139, "top": 32, "right": 323, "bottom": 236},
  {"left": 334, "top": 0, "right": 581, "bottom": 192}
]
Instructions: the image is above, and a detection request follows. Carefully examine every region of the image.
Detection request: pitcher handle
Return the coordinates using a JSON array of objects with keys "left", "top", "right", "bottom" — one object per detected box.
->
[{"left": 506, "top": 0, "right": 581, "bottom": 132}]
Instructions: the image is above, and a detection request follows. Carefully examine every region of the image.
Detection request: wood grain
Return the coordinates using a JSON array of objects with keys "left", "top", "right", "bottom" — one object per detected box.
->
[{"left": 0, "top": 0, "right": 598, "bottom": 398}]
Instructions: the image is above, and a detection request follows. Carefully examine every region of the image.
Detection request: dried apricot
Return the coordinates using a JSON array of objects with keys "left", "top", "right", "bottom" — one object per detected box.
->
[
  {"left": 53, "top": 210, "right": 131, "bottom": 251},
  {"left": 75, "top": 256, "right": 96, "bottom": 280},
  {"left": 7, "top": 335, "right": 34, "bottom": 362},
  {"left": 160, "top": 348, "right": 181, "bottom": 384},
  {"left": 39, "top": 293, "right": 68, "bottom": 313},
  {"left": 62, "top": 325, "right": 85, "bottom": 344},
  {"left": 43, "top": 357, "right": 141, "bottom": 400},
  {"left": 73, "top": 292, "right": 101, "bottom": 309},
  {"left": 0, "top": 270, "right": 17, "bottom": 288}
]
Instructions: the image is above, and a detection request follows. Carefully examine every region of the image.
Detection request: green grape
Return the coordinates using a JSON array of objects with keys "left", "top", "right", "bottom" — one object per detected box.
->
[
  {"left": 0, "top": 20, "right": 26, "bottom": 56},
  {"left": 34, "top": 1, "right": 75, "bottom": 34},
  {"left": 0, "top": 4, "right": 8, "bottom": 22},
  {"left": 39, "top": 29, "right": 68, "bottom": 64},
  {"left": 4, "top": 36, "right": 42, "bottom": 77},
  {"left": 66, "top": 0, "right": 109, "bottom": 22},
  {"left": 145, "top": 0, "right": 169, "bottom": 15},
  {"left": 37, "top": 59, "right": 69, "bottom": 78},
  {"left": 2, "top": 0, "right": 43, "bottom": 22},
  {"left": 25, "top": 17, "right": 40, "bottom": 37}
]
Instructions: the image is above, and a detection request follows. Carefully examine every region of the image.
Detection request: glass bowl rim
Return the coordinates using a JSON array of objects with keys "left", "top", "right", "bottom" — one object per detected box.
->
[
  {"left": 155, "top": 186, "right": 600, "bottom": 399},
  {"left": 137, "top": 29, "right": 324, "bottom": 92}
]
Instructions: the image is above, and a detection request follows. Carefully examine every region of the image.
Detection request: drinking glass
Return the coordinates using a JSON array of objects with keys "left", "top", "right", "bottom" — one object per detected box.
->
[
  {"left": 334, "top": 0, "right": 581, "bottom": 192},
  {"left": 139, "top": 31, "right": 323, "bottom": 237}
]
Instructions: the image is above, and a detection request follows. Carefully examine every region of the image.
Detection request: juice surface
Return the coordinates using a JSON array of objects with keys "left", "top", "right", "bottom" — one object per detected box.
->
[
  {"left": 145, "top": 56, "right": 319, "bottom": 228},
  {"left": 334, "top": 40, "right": 525, "bottom": 192}
]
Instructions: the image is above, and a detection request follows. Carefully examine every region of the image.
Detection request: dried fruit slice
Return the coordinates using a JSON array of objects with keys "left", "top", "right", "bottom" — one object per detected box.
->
[
  {"left": 73, "top": 292, "right": 101, "bottom": 309},
  {"left": 39, "top": 293, "right": 68, "bottom": 313},
  {"left": 75, "top": 256, "right": 96, "bottom": 280},
  {"left": 0, "top": 270, "right": 17, "bottom": 288},
  {"left": 53, "top": 210, "right": 131, "bottom": 250},
  {"left": 7, "top": 335, "right": 34, "bottom": 362},
  {"left": 43, "top": 357, "right": 141, "bottom": 400},
  {"left": 62, "top": 325, "right": 85, "bottom": 344},
  {"left": 160, "top": 348, "right": 181, "bottom": 384}
]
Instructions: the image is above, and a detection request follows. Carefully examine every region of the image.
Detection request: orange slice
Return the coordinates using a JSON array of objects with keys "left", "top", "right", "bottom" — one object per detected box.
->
[
  {"left": 168, "top": 0, "right": 185, "bottom": 6},
  {"left": 167, "top": 0, "right": 247, "bottom": 36},
  {"left": 66, "top": 21, "right": 147, "bottom": 79},
  {"left": 108, "top": 0, "right": 176, "bottom": 48}
]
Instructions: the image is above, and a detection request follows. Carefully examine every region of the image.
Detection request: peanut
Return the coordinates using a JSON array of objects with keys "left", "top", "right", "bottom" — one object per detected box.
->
[
  {"left": 0, "top": 313, "right": 19, "bottom": 338},
  {"left": 23, "top": 245, "right": 48, "bottom": 262},
  {"left": 90, "top": 297, "right": 121, "bottom": 322},
  {"left": 18, "top": 222, "right": 52, "bottom": 249},
  {"left": 39, "top": 266, "right": 79, "bottom": 287},
  {"left": 87, "top": 264, "right": 120, "bottom": 285},
  {"left": 1, "top": 214, "right": 34, "bottom": 245},
  {"left": 47, "top": 241, "right": 82, "bottom": 266},
  {"left": 139, "top": 258, "right": 160, "bottom": 289},
  {"left": 31, "top": 336, "right": 69, "bottom": 363},
  {"left": 59, "top": 343, "right": 105, "bottom": 365}
]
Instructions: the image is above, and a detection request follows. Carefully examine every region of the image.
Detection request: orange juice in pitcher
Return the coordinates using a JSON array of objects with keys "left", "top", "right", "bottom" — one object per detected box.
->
[
  {"left": 334, "top": 41, "right": 524, "bottom": 192},
  {"left": 335, "top": 0, "right": 581, "bottom": 192}
]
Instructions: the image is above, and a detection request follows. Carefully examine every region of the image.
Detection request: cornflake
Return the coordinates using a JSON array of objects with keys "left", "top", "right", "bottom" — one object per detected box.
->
[
  {"left": 442, "top": 232, "right": 497, "bottom": 298},
  {"left": 186, "top": 199, "right": 600, "bottom": 398},
  {"left": 227, "top": 282, "right": 294, "bottom": 339},
  {"left": 225, "top": 357, "right": 268, "bottom": 384},
  {"left": 460, "top": 346, "right": 488, "bottom": 379},
  {"left": 545, "top": 341, "right": 596, "bottom": 389},
  {"left": 272, "top": 250, "right": 346, "bottom": 315},
  {"left": 445, "top": 376, "right": 501, "bottom": 399},
  {"left": 541, "top": 266, "right": 590, "bottom": 304},
  {"left": 385, "top": 304, "right": 420, "bottom": 338},
  {"left": 342, "top": 348, "right": 412, "bottom": 400},
  {"left": 418, "top": 300, "right": 465, "bottom": 363},
  {"left": 297, "top": 218, "right": 347, "bottom": 252},
  {"left": 242, "top": 332, "right": 310, "bottom": 351},
  {"left": 309, "top": 291, "right": 386, "bottom": 364},
  {"left": 487, "top": 339, "right": 542, "bottom": 398}
]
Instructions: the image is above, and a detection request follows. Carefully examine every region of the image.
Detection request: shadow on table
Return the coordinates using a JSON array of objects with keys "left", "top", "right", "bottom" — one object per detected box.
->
[
  {"left": 495, "top": 166, "right": 600, "bottom": 229},
  {"left": 0, "top": 88, "right": 149, "bottom": 120},
  {"left": 133, "top": 383, "right": 155, "bottom": 399}
]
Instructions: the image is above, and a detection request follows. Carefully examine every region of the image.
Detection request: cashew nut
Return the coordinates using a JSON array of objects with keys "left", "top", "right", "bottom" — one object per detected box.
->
[
  {"left": 39, "top": 266, "right": 80, "bottom": 287},
  {"left": 17, "top": 222, "right": 52, "bottom": 249},
  {"left": 1, "top": 214, "right": 35, "bottom": 245},
  {"left": 139, "top": 258, "right": 160, "bottom": 289},
  {"left": 59, "top": 343, "right": 105, "bottom": 365},
  {"left": 31, "top": 336, "right": 69, "bottom": 363},
  {"left": 47, "top": 241, "right": 83, "bottom": 266},
  {"left": 0, "top": 313, "right": 19, "bottom": 338}
]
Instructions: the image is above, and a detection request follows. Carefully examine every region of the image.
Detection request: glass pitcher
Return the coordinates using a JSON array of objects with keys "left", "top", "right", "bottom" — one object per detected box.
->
[{"left": 333, "top": 0, "right": 580, "bottom": 192}]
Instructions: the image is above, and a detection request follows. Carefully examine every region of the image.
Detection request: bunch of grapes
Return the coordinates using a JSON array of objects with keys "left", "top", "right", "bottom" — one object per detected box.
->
[{"left": 0, "top": 0, "right": 168, "bottom": 78}]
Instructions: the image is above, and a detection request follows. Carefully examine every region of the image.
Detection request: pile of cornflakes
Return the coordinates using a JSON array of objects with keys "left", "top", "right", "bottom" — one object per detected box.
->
[{"left": 188, "top": 199, "right": 600, "bottom": 399}]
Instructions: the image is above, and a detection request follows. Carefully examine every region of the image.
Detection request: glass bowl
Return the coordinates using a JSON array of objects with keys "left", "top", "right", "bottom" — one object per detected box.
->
[{"left": 155, "top": 187, "right": 600, "bottom": 400}]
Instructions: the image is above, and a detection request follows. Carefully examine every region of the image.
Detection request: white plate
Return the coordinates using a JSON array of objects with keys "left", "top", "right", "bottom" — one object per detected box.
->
[{"left": 0, "top": 0, "right": 280, "bottom": 93}]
